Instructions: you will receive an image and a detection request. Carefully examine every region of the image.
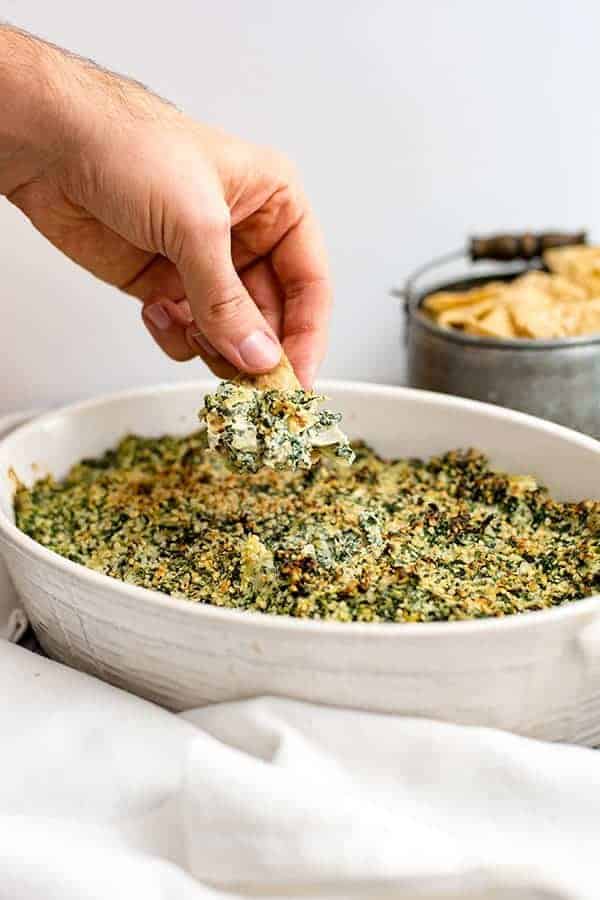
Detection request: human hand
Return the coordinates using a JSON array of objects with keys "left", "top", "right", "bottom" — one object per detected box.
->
[{"left": 0, "top": 27, "right": 331, "bottom": 387}]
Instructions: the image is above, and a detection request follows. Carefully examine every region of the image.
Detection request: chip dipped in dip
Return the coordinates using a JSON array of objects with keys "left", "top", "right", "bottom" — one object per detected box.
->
[{"left": 199, "top": 362, "right": 354, "bottom": 473}]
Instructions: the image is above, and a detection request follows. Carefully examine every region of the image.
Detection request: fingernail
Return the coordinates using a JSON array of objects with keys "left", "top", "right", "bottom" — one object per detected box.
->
[
  {"left": 239, "top": 331, "right": 281, "bottom": 369},
  {"left": 144, "top": 303, "right": 171, "bottom": 331},
  {"left": 192, "top": 331, "right": 219, "bottom": 358}
]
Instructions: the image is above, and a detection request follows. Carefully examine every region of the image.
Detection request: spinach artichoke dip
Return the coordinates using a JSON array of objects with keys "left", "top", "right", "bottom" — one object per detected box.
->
[
  {"left": 14, "top": 430, "right": 600, "bottom": 622},
  {"left": 199, "top": 381, "right": 355, "bottom": 472}
]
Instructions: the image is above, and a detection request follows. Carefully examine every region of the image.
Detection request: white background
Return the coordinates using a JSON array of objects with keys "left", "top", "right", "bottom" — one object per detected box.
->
[{"left": 1, "top": 0, "right": 599, "bottom": 412}]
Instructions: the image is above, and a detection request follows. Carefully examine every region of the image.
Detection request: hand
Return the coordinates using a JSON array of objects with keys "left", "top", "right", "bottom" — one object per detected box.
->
[{"left": 0, "top": 27, "right": 331, "bottom": 387}]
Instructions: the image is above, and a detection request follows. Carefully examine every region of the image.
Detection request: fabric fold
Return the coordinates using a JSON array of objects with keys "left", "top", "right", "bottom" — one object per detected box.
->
[{"left": 0, "top": 634, "right": 599, "bottom": 899}]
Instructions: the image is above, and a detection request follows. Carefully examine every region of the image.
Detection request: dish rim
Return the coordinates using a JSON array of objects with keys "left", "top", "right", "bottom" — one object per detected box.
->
[{"left": 1, "top": 378, "right": 600, "bottom": 639}]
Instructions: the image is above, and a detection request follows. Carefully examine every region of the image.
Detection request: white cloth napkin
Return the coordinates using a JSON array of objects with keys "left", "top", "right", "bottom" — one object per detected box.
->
[{"left": 1, "top": 638, "right": 599, "bottom": 900}]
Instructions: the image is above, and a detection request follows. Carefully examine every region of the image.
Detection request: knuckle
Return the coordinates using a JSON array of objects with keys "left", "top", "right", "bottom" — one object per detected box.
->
[
  {"left": 285, "top": 275, "right": 331, "bottom": 304},
  {"left": 203, "top": 286, "right": 249, "bottom": 324},
  {"left": 286, "top": 318, "right": 320, "bottom": 339}
]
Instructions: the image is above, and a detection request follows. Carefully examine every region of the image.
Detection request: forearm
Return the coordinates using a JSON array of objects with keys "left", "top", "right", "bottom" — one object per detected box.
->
[
  {"left": 0, "top": 25, "right": 103, "bottom": 197},
  {"left": 0, "top": 26, "right": 67, "bottom": 194},
  {"left": 0, "top": 25, "right": 176, "bottom": 199}
]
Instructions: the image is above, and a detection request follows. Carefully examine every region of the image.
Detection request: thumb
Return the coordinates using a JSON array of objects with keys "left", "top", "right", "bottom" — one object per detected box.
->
[{"left": 177, "top": 211, "right": 281, "bottom": 373}]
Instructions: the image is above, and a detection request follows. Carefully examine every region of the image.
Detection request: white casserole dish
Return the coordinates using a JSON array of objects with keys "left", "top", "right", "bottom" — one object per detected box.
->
[
  {"left": 0, "top": 410, "right": 40, "bottom": 642},
  {"left": 1, "top": 381, "right": 600, "bottom": 743}
]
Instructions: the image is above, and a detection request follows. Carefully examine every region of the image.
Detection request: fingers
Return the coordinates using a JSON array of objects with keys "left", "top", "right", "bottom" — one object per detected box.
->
[
  {"left": 127, "top": 150, "right": 329, "bottom": 386},
  {"left": 142, "top": 297, "right": 238, "bottom": 378},
  {"left": 184, "top": 323, "right": 238, "bottom": 379},
  {"left": 240, "top": 259, "right": 284, "bottom": 338},
  {"left": 124, "top": 255, "right": 193, "bottom": 361},
  {"left": 142, "top": 298, "right": 196, "bottom": 362},
  {"left": 271, "top": 210, "right": 332, "bottom": 388},
  {"left": 136, "top": 252, "right": 287, "bottom": 378},
  {"left": 177, "top": 211, "right": 282, "bottom": 375},
  {"left": 124, "top": 255, "right": 231, "bottom": 375}
]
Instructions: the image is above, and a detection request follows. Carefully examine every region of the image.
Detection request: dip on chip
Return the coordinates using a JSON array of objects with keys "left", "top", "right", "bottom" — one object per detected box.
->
[{"left": 199, "top": 380, "right": 355, "bottom": 473}]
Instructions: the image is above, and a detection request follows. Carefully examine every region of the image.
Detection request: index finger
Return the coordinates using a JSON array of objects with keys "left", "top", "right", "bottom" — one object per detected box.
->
[{"left": 271, "top": 209, "right": 332, "bottom": 389}]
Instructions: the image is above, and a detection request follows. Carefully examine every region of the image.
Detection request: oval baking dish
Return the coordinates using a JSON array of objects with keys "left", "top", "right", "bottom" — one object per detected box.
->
[{"left": 1, "top": 381, "right": 600, "bottom": 744}]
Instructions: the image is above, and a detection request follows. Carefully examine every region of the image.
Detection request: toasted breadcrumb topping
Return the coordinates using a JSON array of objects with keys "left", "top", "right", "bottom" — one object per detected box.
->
[{"left": 15, "top": 436, "right": 600, "bottom": 622}]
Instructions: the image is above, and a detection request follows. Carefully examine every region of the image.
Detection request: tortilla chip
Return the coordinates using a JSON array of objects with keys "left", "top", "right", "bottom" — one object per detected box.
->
[
  {"left": 573, "top": 298, "right": 600, "bottom": 336},
  {"left": 464, "top": 304, "right": 516, "bottom": 338},
  {"left": 544, "top": 245, "right": 600, "bottom": 298},
  {"left": 238, "top": 353, "right": 301, "bottom": 391},
  {"left": 424, "top": 245, "right": 600, "bottom": 340},
  {"left": 423, "top": 282, "right": 505, "bottom": 313},
  {"left": 437, "top": 297, "right": 498, "bottom": 326},
  {"left": 510, "top": 297, "right": 566, "bottom": 339},
  {"left": 558, "top": 301, "right": 585, "bottom": 336},
  {"left": 509, "top": 270, "right": 587, "bottom": 302}
]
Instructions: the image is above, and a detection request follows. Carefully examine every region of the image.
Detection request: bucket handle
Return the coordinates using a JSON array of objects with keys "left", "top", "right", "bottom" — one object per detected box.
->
[{"left": 391, "top": 249, "right": 464, "bottom": 345}]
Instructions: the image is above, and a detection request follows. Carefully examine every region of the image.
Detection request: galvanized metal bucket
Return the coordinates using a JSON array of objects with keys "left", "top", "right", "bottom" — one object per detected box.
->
[{"left": 395, "top": 231, "right": 600, "bottom": 439}]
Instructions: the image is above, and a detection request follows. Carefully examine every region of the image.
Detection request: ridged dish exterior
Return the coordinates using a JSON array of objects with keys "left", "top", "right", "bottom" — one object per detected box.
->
[{"left": 1, "top": 382, "right": 600, "bottom": 744}]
